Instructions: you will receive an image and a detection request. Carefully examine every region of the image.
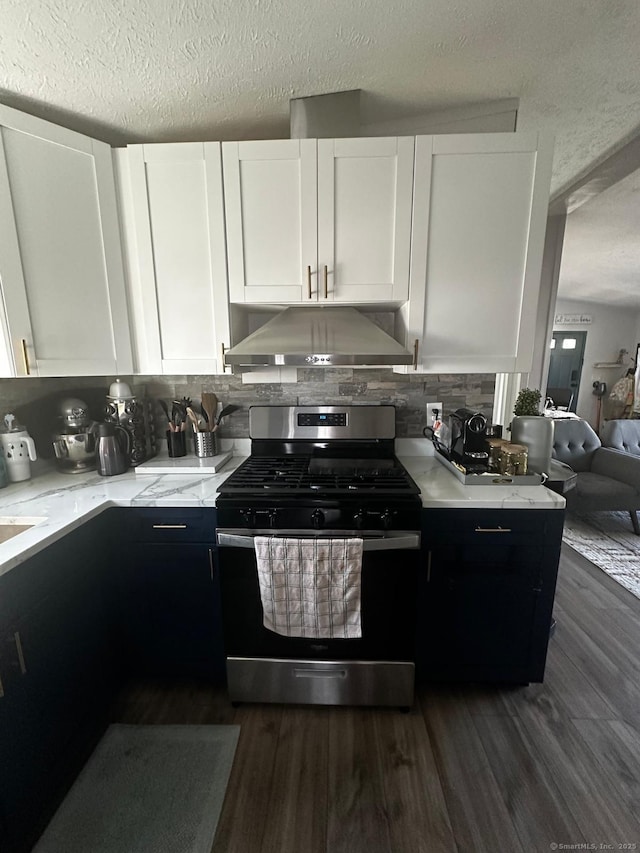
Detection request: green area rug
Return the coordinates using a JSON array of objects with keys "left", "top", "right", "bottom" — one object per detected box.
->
[
  {"left": 34, "top": 724, "right": 240, "bottom": 853},
  {"left": 562, "top": 510, "right": 640, "bottom": 599}
]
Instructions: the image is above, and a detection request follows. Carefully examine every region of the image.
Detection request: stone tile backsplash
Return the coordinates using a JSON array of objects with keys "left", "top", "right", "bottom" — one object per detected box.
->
[{"left": 0, "top": 370, "right": 495, "bottom": 458}]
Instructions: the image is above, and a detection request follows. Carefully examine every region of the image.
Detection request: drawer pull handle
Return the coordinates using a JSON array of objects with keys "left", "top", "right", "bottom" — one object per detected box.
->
[
  {"left": 208, "top": 548, "right": 214, "bottom": 581},
  {"left": 293, "top": 668, "right": 346, "bottom": 679},
  {"left": 475, "top": 526, "right": 512, "bottom": 533},
  {"left": 151, "top": 524, "right": 188, "bottom": 529}
]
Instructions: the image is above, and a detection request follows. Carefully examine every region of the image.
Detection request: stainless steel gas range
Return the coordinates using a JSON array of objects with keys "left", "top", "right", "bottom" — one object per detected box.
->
[{"left": 215, "top": 405, "right": 422, "bottom": 708}]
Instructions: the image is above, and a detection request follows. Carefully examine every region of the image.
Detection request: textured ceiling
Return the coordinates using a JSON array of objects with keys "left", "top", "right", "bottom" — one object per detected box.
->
[
  {"left": 558, "top": 167, "right": 640, "bottom": 308},
  {"left": 2, "top": 0, "right": 640, "bottom": 307},
  {"left": 2, "top": 0, "right": 640, "bottom": 197}
]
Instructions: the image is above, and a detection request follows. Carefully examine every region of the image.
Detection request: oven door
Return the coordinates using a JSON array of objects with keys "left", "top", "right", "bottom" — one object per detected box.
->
[{"left": 215, "top": 530, "right": 420, "bottom": 707}]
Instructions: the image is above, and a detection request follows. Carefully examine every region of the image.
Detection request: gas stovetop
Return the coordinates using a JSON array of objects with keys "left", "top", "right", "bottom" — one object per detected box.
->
[
  {"left": 216, "top": 406, "right": 421, "bottom": 528},
  {"left": 217, "top": 455, "right": 419, "bottom": 496}
]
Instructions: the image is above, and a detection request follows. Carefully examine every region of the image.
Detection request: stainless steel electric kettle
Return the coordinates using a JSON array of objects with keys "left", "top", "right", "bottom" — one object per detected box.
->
[{"left": 95, "top": 422, "right": 131, "bottom": 476}]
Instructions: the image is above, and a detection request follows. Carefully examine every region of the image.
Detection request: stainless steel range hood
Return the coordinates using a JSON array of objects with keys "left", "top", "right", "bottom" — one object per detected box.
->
[{"left": 224, "top": 306, "right": 413, "bottom": 367}]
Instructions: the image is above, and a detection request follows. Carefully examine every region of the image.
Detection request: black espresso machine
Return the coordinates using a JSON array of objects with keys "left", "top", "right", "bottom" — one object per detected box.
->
[{"left": 449, "top": 408, "right": 489, "bottom": 472}]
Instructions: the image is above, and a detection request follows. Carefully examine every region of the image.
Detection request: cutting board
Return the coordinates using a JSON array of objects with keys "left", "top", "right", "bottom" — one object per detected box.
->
[{"left": 134, "top": 450, "right": 232, "bottom": 475}]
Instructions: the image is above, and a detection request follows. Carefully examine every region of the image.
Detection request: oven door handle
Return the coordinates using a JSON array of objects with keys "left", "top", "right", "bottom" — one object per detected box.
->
[{"left": 216, "top": 532, "right": 420, "bottom": 551}]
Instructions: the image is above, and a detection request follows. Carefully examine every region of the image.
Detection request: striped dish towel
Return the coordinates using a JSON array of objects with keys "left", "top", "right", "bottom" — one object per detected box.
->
[{"left": 254, "top": 537, "right": 364, "bottom": 639}]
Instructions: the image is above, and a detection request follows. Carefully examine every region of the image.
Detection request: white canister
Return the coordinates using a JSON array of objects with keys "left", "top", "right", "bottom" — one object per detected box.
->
[
  {"left": 0, "top": 417, "right": 38, "bottom": 482},
  {"left": 510, "top": 415, "right": 554, "bottom": 476}
]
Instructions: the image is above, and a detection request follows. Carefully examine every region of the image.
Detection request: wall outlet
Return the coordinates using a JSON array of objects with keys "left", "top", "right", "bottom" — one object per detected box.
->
[{"left": 426, "top": 402, "right": 443, "bottom": 424}]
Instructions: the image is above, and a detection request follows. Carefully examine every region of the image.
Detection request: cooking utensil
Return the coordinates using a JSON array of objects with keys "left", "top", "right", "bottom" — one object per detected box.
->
[
  {"left": 212, "top": 404, "right": 240, "bottom": 431},
  {"left": 186, "top": 406, "right": 201, "bottom": 433},
  {"left": 172, "top": 401, "right": 186, "bottom": 432},
  {"left": 201, "top": 393, "right": 218, "bottom": 432}
]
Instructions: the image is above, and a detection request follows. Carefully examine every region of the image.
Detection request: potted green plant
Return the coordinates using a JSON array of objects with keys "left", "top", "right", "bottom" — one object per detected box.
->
[
  {"left": 511, "top": 387, "right": 553, "bottom": 475},
  {"left": 513, "top": 387, "right": 542, "bottom": 417}
]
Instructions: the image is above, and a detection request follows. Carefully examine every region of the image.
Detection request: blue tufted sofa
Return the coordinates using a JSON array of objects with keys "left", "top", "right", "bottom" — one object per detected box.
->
[
  {"left": 601, "top": 419, "right": 640, "bottom": 456},
  {"left": 552, "top": 418, "right": 640, "bottom": 534}
]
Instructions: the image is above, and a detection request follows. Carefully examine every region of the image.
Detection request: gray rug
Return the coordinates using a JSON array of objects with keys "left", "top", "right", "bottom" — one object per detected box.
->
[
  {"left": 562, "top": 511, "right": 640, "bottom": 599},
  {"left": 34, "top": 724, "right": 240, "bottom": 853}
]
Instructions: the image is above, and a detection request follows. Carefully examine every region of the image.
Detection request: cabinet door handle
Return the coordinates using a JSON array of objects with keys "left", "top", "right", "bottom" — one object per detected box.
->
[
  {"left": 323, "top": 265, "right": 328, "bottom": 299},
  {"left": 13, "top": 632, "right": 26, "bottom": 675},
  {"left": 20, "top": 339, "right": 31, "bottom": 375},
  {"left": 220, "top": 342, "right": 227, "bottom": 372},
  {"left": 307, "top": 265, "right": 312, "bottom": 299},
  {"left": 427, "top": 550, "right": 432, "bottom": 583},
  {"left": 152, "top": 524, "right": 188, "bottom": 529},
  {"left": 475, "top": 526, "right": 512, "bottom": 533},
  {"left": 208, "top": 548, "right": 215, "bottom": 582},
  {"left": 413, "top": 339, "right": 419, "bottom": 370}
]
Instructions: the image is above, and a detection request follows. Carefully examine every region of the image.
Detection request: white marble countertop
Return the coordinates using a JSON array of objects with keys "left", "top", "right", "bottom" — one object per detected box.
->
[
  {"left": 0, "top": 456, "right": 245, "bottom": 578},
  {"left": 402, "top": 456, "right": 566, "bottom": 510},
  {"left": 0, "top": 447, "right": 564, "bottom": 578}
]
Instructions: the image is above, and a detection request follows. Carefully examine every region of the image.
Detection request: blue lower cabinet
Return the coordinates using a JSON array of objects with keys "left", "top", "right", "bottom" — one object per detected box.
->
[
  {"left": 0, "top": 516, "right": 113, "bottom": 853},
  {"left": 416, "top": 508, "right": 564, "bottom": 684},
  {"left": 0, "top": 506, "right": 226, "bottom": 853},
  {"left": 111, "top": 508, "right": 225, "bottom": 683}
]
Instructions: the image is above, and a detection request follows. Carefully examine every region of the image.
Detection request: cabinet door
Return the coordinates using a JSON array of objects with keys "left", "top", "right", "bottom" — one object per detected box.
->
[
  {"left": 0, "top": 519, "right": 112, "bottom": 852},
  {"left": 421, "top": 546, "right": 539, "bottom": 683},
  {"left": 117, "top": 542, "right": 224, "bottom": 681},
  {"left": 121, "top": 142, "right": 230, "bottom": 373},
  {"left": 0, "top": 104, "right": 132, "bottom": 377},
  {"left": 0, "top": 668, "right": 50, "bottom": 853},
  {"left": 223, "top": 139, "right": 317, "bottom": 303},
  {"left": 417, "top": 509, "right": 557, "bottom": 683},
  {"left": 403, "top": 132, "right": 553, "bottom": 374},
  {"left": 317, "top": 137, "right": 414, "bottom": 303}
]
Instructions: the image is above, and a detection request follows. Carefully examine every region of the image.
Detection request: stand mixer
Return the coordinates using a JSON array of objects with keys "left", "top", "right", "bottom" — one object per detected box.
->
[{"left": 52, "top": 397, "right": 97, "bottom": 473}]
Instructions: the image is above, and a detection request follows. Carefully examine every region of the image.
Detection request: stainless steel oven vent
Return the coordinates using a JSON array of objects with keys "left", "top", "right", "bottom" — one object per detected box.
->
[{"left": 224, "top": 306, "right": 413, "bottom": 367}]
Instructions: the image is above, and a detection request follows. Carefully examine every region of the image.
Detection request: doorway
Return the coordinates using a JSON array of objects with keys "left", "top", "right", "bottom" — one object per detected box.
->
[{"left": 546, "top": 331, "right": 587, "bottom": 412}]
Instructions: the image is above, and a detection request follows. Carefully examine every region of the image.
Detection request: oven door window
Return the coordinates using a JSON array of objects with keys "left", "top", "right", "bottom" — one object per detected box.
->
[{"left": 217, "top": 545, "right": 419, "bottom": 661}]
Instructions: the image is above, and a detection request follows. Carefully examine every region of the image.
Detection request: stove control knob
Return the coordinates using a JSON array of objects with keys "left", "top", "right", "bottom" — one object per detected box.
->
[
  {"left": 241, "top": 508, "right": 254, "bottom": 527},
  {"left": 381, "top": 509, "right": 396, "bottom": 530},
  {"left": 268, "top": 509, "right": 278, "bottom": 527},
  {"left": 311, "top": 509, "right": 325, "bottom": 529},
  {"left": 353, "top": 509, "right": 367, "bottom": 530}
]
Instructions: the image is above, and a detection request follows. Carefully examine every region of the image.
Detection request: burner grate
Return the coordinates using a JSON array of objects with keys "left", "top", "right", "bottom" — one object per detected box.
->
[{"left": 219, "top": 455, "right": 419, "bottom": 495}]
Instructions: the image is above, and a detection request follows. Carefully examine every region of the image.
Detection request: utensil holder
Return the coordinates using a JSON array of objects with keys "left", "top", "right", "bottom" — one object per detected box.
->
[
  {"left": 194, "top": 431, "right": 217, "bottom": 458},
  {"left": 166, "top": 430, "right": 187, "bottom": 458}
]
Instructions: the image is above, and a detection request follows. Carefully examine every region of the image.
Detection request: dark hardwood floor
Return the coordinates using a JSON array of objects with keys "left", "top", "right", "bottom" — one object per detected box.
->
[{"left": 113, "top": 544, "right": 640, "bottom": 853}]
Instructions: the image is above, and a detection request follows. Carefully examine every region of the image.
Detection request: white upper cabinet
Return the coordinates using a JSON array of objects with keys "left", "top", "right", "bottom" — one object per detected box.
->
[
  {"left": 223, "top": 137, "right": 414, "bottom": 305},
  {"left": 318, "top": 137, "right": 414, "bottom": 303},
  {"left": 400, "top": 132, "right": 554, "bottom": 374},
  {"left": 118, "top": 142, "right": 229, "bottom": 374},
  {"left": 0, "top": 104, "right": 132, "bottom": 377},
  {"left": 223, "top": 139, "right": 317, "bottom": 304}
]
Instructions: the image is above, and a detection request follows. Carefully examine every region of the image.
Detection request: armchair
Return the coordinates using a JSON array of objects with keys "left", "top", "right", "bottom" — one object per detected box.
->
[
  {"left": 600, "top": 419, "right": 640, "bottom": 456},
  {"left": 552, "top": 419, "right": 640, "bottom": 534}
]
